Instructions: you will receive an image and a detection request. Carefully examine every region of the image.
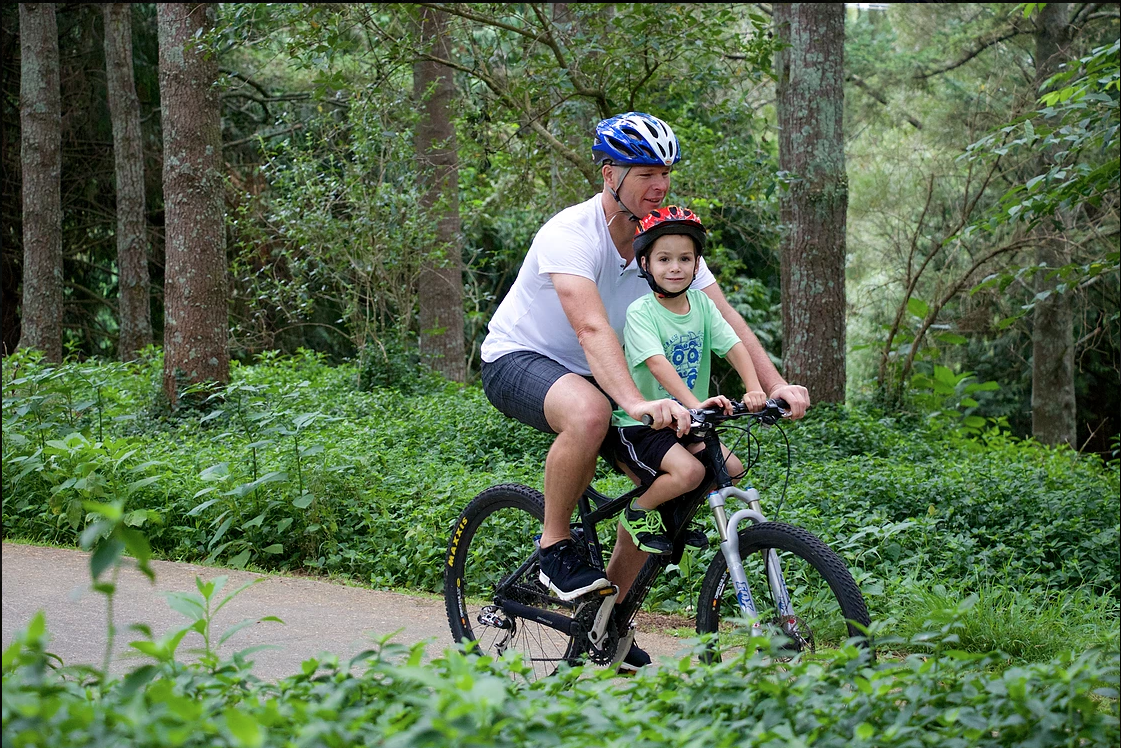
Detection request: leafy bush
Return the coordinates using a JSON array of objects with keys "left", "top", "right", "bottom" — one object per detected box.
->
[
  {"left": 3, "top": 605, "right": 1118, "bottom": 748},
  {"left": 2, "top": 353, "right": 1117, "bottom": 637}
]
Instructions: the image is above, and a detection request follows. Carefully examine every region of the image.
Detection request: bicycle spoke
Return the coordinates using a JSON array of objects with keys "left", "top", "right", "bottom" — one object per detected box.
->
[
  {"left": 445, "top": 485, "right": 583, "bottom": 682},
  {"left": 696, "top": 522, "right": 872, "bottom": 664}
]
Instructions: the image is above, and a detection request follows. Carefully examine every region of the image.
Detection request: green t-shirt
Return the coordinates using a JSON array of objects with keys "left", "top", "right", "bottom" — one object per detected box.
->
[{"left": 611, "top": 289, "right": 741, "bottom": 427}]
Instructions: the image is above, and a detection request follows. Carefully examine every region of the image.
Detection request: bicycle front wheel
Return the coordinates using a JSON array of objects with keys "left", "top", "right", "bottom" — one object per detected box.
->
[
  {"left": 696, "top": 522, "right": 873, "bottom": 663},
  {"left": 444, "top": 483, "right": 581, "bottom": 681}
]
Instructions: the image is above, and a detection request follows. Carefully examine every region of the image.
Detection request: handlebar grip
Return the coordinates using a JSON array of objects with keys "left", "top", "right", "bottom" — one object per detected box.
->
[{"left": 641, "top": 414, "right": 654, "bottom": 427}]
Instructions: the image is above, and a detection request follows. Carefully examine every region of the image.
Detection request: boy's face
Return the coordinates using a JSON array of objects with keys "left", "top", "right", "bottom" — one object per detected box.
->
[{"left": 645, "top": 234, "right": 697, "bottom": 294}]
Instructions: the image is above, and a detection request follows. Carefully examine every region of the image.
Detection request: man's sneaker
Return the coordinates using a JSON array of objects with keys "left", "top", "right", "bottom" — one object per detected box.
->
[
  {"left": 622, "top": 502, "right": 673, "bottom": 555},
  {"left": 616, "top": 640, "right": 652, "bottom": 674},
  {"left": 538, "top": 540, "right": 611, "bottom": 601}
]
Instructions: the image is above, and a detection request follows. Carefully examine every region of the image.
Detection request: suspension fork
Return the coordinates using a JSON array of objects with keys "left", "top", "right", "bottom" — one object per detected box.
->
[
  {"left": 710, "top": 486, "right": 795, "bottom": 623},
  {"left": 703, "top": 436, "right": 795, "bottom": 623}
]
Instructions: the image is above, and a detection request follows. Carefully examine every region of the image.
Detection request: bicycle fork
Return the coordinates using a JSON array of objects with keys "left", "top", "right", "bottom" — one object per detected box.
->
[{"left": 709, "top": 486, "right": 798, "bottom": 634}]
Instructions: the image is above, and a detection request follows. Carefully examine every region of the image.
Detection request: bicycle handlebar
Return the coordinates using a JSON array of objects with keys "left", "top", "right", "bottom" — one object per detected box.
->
[{"left": 640, "top": 398, "right": 790, "bottom": 429}]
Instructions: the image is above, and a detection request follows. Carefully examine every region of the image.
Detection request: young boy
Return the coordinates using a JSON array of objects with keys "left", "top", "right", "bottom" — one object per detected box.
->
[{"left": 611, "top": 206, "right": 768, "bottom": 555}]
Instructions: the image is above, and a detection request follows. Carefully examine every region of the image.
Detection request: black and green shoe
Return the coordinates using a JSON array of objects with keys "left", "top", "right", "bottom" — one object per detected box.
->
[{"left": 623, "top": 501, "right": 673, "bottom": 555}]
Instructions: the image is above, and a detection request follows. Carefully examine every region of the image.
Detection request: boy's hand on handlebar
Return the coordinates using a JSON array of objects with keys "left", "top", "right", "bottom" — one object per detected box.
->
[
  {"left": 768, "top": 383, "right": 810, "bottom": 419},
  {"left": 698, "top": 395, "right": 734, "bottom": 415},
  {"left": 634, "top": 399, "right": 692, "bottom": 436},
  {"left": 741, "top": 389, "right": 768, "bottom": 412}
]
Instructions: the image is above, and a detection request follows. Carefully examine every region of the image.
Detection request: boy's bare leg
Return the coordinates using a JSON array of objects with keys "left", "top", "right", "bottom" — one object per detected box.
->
[
  {"left": 539, "top": 374, "right": 612, "bottom": 548},
  {"left": 607, "top": 444, "right": 705, "bottom": 600},
  {"left": 634, "top": 444, "right": 706, "bottom": 509},
  {"left": 688, "top": 441, "right": 743, "bottom": 482}
]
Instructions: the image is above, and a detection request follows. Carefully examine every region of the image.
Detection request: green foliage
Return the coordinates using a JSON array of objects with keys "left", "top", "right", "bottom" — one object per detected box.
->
[
  {"left": 229, "top": 84, "right": 436, "bottom": 357},
  {"left": 843, "top": 5, "right": 1120, "bottom": 454},
  {"left": 961, "top": 38, "right": 1121, "bottom": 360},
  {"left": 3, "top": 605, "right": 1118, "bottom": 747},
  {"left": 895, "top": 582, "right": 1120, "bottom": 663},
  {"left": 967, "top": 40, "right": 1120, "bottom": 234},
  {"left": 3, "top": 354, "right": 1119, "bottom": 744},
  {"left": 4, "top": 357, "right": 1117, "bottom": 637}
]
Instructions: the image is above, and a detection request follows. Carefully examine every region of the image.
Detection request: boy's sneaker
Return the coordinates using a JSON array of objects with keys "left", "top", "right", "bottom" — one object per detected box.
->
[
  {"left": 622, "top": 502, "right": 673, "bottom": 555},
  {"left": 538, "top": 540, "right": 611, "bottom": 601},
  {"left": 616, "top": 640, "right": 652, "bottom": 674},
  {"left": 681, "top": 525, "right": 709, "bottom": 549},
  {"left": 661, "top": 499, "right": 708, "bottom": 549}
]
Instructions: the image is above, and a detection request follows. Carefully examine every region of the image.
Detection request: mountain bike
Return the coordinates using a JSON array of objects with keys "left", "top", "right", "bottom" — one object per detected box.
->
[{"left": 443, "top": 399, "right": 873, "bottom": 681}]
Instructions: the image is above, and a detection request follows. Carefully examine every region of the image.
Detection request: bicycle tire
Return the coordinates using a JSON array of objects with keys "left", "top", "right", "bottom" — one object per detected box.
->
[
  {"left": 444, "top": 483, "right": 582, "bottom": 681},
  {"left": 696, "top": 522, "right": 873, "bottom": 663}
]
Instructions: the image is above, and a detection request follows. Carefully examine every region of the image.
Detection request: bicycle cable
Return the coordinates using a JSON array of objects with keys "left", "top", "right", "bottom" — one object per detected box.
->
[
  {"left": 721, "top": 417, "right": 792, "bottom": 517},
  {"left": 771, "top": 423, "right": 793, "bottom": 518}
]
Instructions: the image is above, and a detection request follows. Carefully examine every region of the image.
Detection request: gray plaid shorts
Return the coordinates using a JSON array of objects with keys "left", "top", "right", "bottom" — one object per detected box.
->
[
  {"left": 480, "top": 351, "right": 574, "bottom": 434},
  {"left": 481, "top": 351, "right": 626, "bottom": 468}
]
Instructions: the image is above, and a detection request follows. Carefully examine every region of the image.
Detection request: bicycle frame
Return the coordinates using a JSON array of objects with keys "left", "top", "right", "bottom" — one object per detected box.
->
[
  {"left": 484, "top": 403, "right": 798, "bottom": 650},
  {"left": 567, "top": 409, "right": 799, "bottom": 641}
]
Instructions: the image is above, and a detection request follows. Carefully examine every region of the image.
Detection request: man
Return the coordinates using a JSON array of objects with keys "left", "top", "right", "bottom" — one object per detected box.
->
[{"left": 479, "top": 112, "right": 809, "bottom": 669}]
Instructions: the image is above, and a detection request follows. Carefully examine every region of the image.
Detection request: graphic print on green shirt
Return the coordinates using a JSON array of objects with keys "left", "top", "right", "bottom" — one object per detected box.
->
[{"left": 612, "top": 289, "right": 740, "bottom": 428}]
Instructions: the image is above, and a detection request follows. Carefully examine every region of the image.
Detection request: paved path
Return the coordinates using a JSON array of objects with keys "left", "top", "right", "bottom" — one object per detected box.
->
[{"left": 2, "top": 543, "right": 691, "bottom": 681}]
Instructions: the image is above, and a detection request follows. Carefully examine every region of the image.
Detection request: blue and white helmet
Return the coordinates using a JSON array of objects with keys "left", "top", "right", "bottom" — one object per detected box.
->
[{"left": 592, "top": 112, "right": 680, "bottom": 167}]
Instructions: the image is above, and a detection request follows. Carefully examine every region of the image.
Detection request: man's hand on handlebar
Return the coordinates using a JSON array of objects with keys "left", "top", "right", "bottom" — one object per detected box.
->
[
  {"left": 768, "top": 383, "right": 810, "bottom": 419},
  {"left": 632, "top": 398, "right": 692, "bottom": 436}
]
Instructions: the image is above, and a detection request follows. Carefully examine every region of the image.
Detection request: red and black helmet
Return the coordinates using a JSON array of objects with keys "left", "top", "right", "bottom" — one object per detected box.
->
[
  {"left": 634, "top": 205, "right": 706, "bottom": 260},
  {"left": 632, "top": 206, "right": 707, "bottom": 298}
]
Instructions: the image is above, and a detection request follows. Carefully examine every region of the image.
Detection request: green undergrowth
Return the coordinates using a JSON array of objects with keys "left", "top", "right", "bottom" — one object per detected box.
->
[
  {"left": 3, "top": 350, "right": 1119, "bottom": 660},
  {"left": 3, "top": 604, "right": 1118, "bottom": 748}
]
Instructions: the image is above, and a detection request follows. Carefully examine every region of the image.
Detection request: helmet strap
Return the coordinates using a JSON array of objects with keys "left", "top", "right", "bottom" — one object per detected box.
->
[{"left": 606, "top": 165, "right": 641, "bottom": 223}]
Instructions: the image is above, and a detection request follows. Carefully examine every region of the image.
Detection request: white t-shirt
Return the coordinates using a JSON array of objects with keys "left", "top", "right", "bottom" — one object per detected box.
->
[{"left": 481, "top": 194, "right": 717, "bottom": 375}]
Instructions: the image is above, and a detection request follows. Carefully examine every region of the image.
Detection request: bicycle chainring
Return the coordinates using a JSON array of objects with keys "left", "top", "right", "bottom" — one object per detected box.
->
[{"left": 573, "top": 599, "right": 620, "bottom": 666}]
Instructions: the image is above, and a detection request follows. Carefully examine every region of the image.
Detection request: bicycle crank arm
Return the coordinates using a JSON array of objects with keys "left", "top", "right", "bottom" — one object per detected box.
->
[
  {"left": 585, "top": 585, "right": 619, "bottom": 650},
  {"left": 493, "top": 598, "right": 582, "bottom": 636}
]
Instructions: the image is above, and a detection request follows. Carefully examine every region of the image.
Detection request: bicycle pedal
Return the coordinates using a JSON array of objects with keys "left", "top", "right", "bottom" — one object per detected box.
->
[{"left": 576, "top": 584, "right": 619, "bottom": 602}]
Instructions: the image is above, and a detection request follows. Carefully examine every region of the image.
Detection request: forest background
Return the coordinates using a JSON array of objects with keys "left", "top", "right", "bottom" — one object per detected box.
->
[
  {"left": 2, "top": 1, "right": 1118, "bottom": 454},
  {"left": 2, "top": 5, "right": 1119, "bottom": 744}
]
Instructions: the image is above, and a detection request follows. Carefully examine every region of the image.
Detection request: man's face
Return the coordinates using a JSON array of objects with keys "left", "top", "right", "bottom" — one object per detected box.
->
[{"left": 604, "top": 164, "right": 671, "bottom": 219}]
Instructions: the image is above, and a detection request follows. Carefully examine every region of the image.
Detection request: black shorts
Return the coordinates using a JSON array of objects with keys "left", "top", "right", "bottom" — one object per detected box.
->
[{"left": 611, "top": 425, "right": 703, "bottom": 487}]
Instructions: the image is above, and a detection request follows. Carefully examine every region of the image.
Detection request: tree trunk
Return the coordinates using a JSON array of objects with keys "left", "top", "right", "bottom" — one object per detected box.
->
[
  {"left": 157, "top": 3, "right": 228, "bottom": 406},
  {"left": 3, "top": 9, "right": 23, "bottom": 355},
  {"left": 414, "top": 7, "right": 466, "bottom": 382},
  {"left": 17, "top": 3, "right": 62, "bottom": 362},
  {"left": 774, "top": 3, "right": 848, "bottom": 403},
  {"left": 1031, "top": 2, "right": 1076, "bottom": 448},
  {"left": 104, "top": 2, "right": 151, "bottom": 361}
]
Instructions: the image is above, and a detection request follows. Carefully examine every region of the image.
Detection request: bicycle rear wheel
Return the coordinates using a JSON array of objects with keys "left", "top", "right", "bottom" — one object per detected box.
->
[
  {"left": 444, "top": 483, "right": 581, "bottom": 681},
  {"left": 696, "top": 522, "right": 873, "bottom": 663}
]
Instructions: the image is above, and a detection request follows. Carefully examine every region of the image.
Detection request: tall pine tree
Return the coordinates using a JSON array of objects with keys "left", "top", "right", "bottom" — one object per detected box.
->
[
  {"left": 775, "top": 3, "right": 848, "bottom": 403},
  {"left": 157, "top": 3, "right": 228, "bottom": 405},
  {"left": 104, "top": 2, "right": 152, "bottom": 361},
  {"left": 17, "top": 3, "right": 62, "bottom": 361}
]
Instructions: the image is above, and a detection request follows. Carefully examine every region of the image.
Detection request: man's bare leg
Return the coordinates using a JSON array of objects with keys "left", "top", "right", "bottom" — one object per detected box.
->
[
  {"left": 539, "top": 374, "right": 612, "bottom": 548},
  {"left": 606, "top": 523, "right": 648, "bottom": 601}
]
